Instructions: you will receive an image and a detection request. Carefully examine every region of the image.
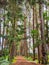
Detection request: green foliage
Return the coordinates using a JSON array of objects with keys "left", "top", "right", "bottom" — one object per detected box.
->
[
  {"left": 0, "top": 57, "right": 5, "bottom": 61},
  {"left": 27, "top": 0, "right": 36, "bottom": 6},
  {"left": 0, "top": 59, "right": 9, "bottom": 65},
  {"left": 43, "top": 11, "right": 47, "bottom": 19},
  {"left": 31, "top": 29, "right": 41, "bottom": 48},
  {"left": 47, "top": 2, "right": 49, "bottom": 6},
  {"left": 33, "top": 39, "right": 41, "bottom": 48},
  {"left": 0, "top": 34, "right": 9, "bottom": 39},
  {"left": 31, "top": 30, "right": 38, "bottom": 37},
  {"left": 2, "top": 48, "right": 9, "bottom": 56},
  {"left": 0, "top": 56, "right": 9, "bottom": 65},
  {"left": 31, "top": 30, "right": 38, "bottom": 34},
  {"left": 9, "top": 0, "right": 24, "bottom": 4},
  {"left": 33, "top": 59, "right": 38, "bottom": 63},
  {"left": 48, "top": 55, "right": 49, "bottom": 59},
  {"left": 24, "top": 56, "right": 39, "bottom": 63},
  {"left": 27, "top": 0, "right": 47, "bottom": 6},
  {"left": 16, "top": 29, "right": 24, "bottom": 35},
  {"left": 43, "top": 11, "right": 49, "bottom": 20},
  {"left": 24, "top": 56, "right": 33, "bottom": 61},
  {"left": 4, "top": 0, "right": 24, "bottom": 22}
]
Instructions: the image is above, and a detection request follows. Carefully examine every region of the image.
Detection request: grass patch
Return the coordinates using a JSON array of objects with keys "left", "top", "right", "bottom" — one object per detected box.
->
[
  {"left": 24, "top": 56, "right": 33, "bottom": 61},
  {"left": 12, "top": 56, "right": 17, "bottom": 63},
  {"left": 24, "top": 56, "right": 38, "bottom": 63},
  {"left": 0, "top": 56, "right": 9, "bottom": 65}
]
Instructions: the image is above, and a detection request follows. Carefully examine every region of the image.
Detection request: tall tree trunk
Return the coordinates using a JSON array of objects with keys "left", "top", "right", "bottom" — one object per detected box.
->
[
  {"left": 32, "top": 5, "right": 35, "bottom": 60},
  {"left": 9, "top": 17, "right": 16, "bottom": 60},
  {"left": 9, "top": 0, "right": 17, "bottom": 60},
  {"left": 47, "top": 0, "right": 49, "bottom": 47},
  {"left": 35, "top": 4, "right": 40, "bottom": 63},
  {"left": 2, "top": 9, "right": 5, "bottom": 51},
  {"left": 39, "top": 0, "right": 47, "bottom": 64},
  {"left": 0, "top": 17, "right": 1, "bottom": 53},
  {"left": 46, "top": 5, "right": 48, "bottom": 45},
  {"left": 28, "top": 12, "right": 31, "bottom": 56},
  {"left": 24, "top": 18, "right": 28, "bottom": 56},
  {"left": 0, "top": 19, "right": 1, "bottom": 45}
]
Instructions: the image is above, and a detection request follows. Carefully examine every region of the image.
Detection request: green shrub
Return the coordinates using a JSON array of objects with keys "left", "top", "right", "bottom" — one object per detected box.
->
[{"left": 24, "top": 56, "right": 33, "bottom": 61}]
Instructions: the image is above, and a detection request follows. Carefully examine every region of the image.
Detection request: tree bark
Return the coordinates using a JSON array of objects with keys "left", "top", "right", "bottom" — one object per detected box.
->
[
  {"left": 24, "top": 17, "right": 28, "bottom": 56},
  {"left": 35, "top": 4, "right": 40, "bottom": 63},
  {"left": 39, "top": 0, "right": 47, "bottom": 64},
  {"left": 32, "top": 5, "right": 35, "bottom": 60}
]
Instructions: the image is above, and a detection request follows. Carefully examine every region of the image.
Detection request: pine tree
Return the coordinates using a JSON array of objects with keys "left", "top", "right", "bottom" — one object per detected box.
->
[{"left": 39, "top": 0, "right": 47, "bottom": 64}]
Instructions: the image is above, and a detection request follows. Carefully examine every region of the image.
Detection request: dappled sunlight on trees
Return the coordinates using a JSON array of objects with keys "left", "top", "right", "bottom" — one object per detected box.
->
[{"left": 0, "top": 0, "right": 49, "bottom": 65}]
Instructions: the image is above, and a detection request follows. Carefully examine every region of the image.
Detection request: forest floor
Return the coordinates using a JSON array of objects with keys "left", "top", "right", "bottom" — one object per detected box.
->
[{"left": 12, "top": 56, "right": 42, "bottom": 65}]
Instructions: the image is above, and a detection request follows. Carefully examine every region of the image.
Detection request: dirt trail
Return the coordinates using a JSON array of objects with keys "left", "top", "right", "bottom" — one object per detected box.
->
[{"left": 12, "top": 56, "right": 42, "bottom": 65}]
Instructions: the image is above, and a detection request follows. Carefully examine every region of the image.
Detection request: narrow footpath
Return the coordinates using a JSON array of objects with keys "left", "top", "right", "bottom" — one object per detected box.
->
[{"left": 12, "top": 56, "right": 42, "bottom": 65}]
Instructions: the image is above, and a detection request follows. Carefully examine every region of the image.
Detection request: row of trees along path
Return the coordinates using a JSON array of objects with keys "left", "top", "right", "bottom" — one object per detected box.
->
[{"left": 12, "top": 56, "right": 42, "bottom": 65}]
